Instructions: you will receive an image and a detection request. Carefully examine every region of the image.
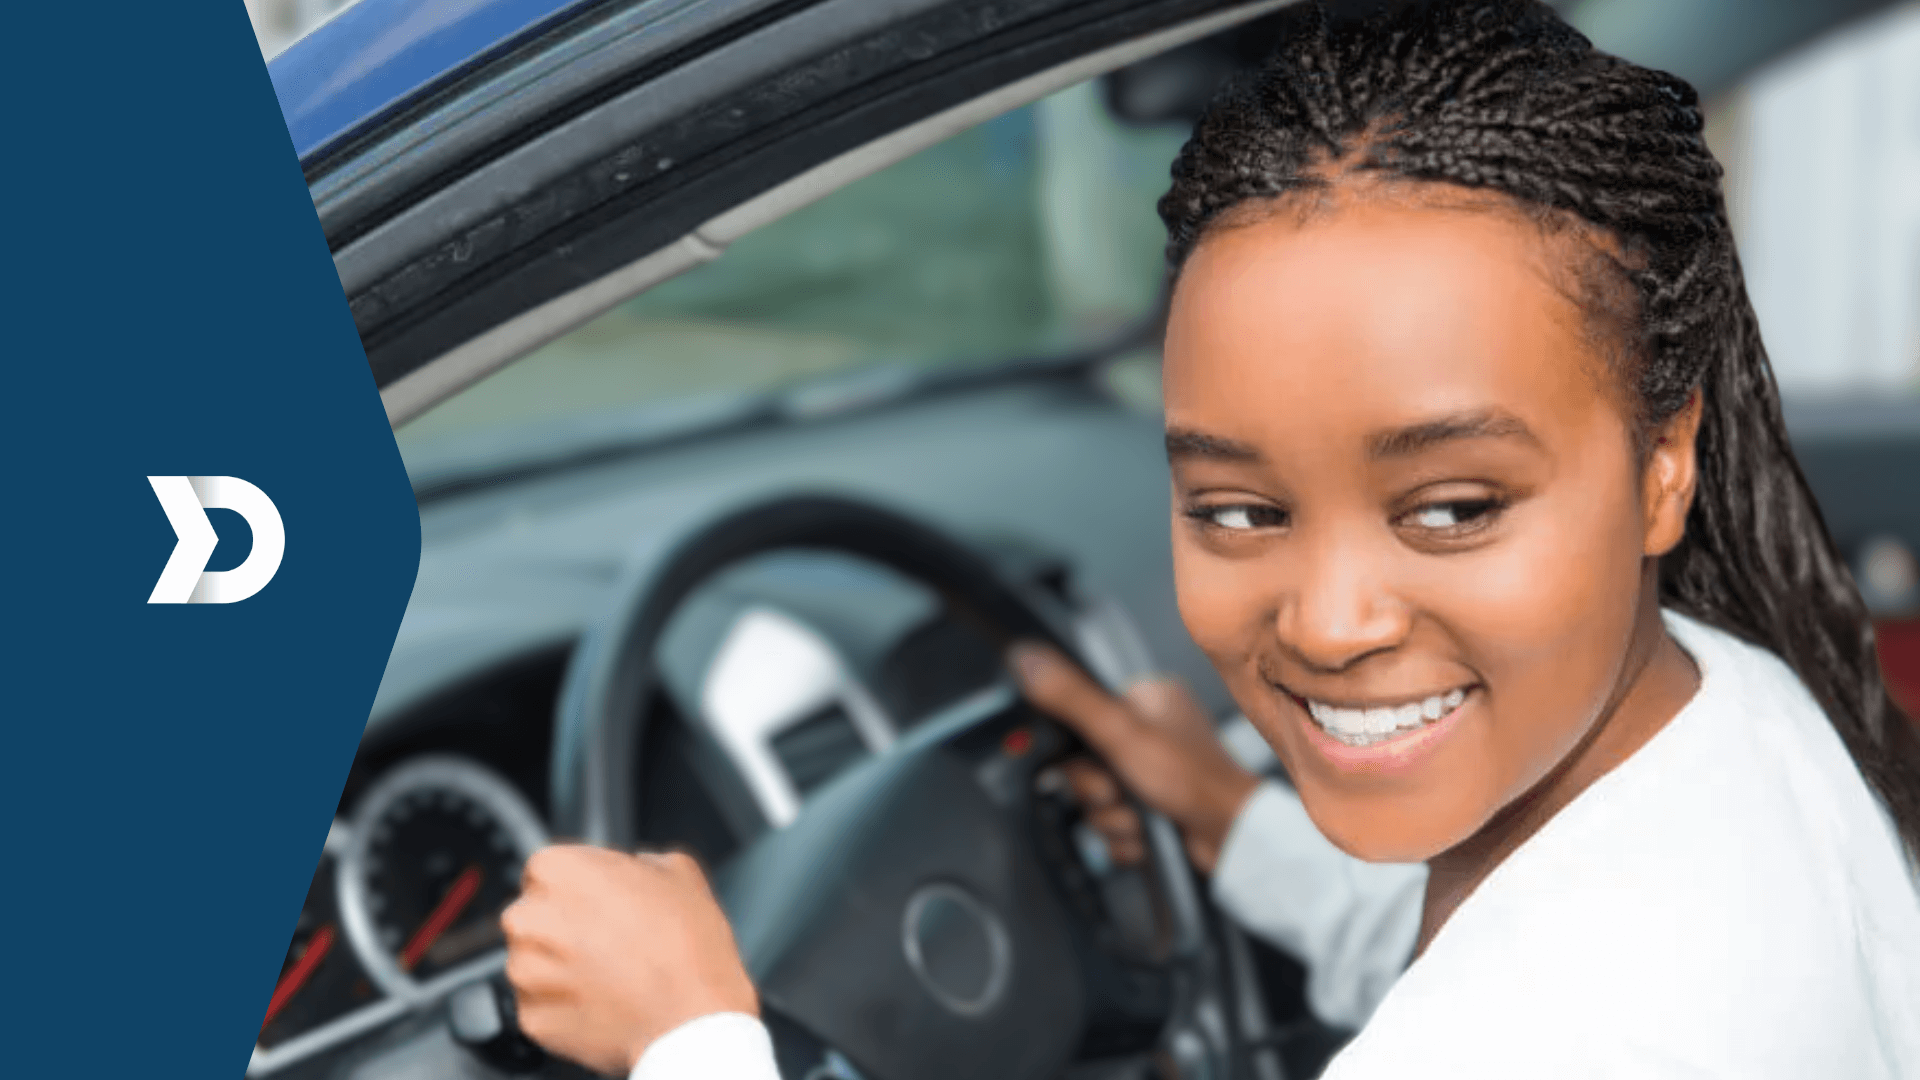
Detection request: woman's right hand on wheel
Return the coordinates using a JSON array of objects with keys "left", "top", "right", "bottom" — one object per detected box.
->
[
  {"left": 1008, "top": 642, "right": 1262, "bottom": 874},
  {"left": 501, "top": 845, "right": 758, "bottom": 1076}
]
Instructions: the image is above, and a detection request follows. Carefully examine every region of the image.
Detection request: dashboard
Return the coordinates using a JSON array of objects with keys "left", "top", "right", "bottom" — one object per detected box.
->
[
  {"left": 253, "top": 757, "right": 549, "bottom": 1078},
  {"left": 248, "top": 546, "right": 1029, "bottom": 1080}
]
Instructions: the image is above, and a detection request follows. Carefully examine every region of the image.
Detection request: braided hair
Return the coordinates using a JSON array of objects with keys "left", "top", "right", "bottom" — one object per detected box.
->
[{"left": 1159, "top": 0, "right": 1920, "bottom": 864}]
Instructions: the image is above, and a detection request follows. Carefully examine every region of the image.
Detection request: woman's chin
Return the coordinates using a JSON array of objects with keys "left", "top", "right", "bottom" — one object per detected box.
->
[{"left": 1292, "top": 783, "right": 1487, "bottom": 865}]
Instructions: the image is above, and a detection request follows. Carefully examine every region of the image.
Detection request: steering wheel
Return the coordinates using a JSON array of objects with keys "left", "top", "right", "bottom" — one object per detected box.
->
[{"left": 547, "top": 495, "right": 1255, "bottom": 1080}]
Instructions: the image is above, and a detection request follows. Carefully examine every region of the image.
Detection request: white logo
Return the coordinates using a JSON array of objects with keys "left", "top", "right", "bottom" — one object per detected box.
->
[{"left": 147, "top": 476, "right": 286, "bottom": 604}]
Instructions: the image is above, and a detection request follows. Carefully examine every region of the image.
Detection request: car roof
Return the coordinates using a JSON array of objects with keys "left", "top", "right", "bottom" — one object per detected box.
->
[
  {"left": 270, "top": 0, "right": 586, "bottom": 161},
  {"left": 272, "top": 0, "right": 1906, "bottom": 167}
]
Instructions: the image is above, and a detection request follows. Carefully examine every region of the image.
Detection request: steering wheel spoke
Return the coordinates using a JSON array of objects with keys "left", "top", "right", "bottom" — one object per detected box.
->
[{"left": 713, "top": 688, "right": 1085, "bottom": 1080}]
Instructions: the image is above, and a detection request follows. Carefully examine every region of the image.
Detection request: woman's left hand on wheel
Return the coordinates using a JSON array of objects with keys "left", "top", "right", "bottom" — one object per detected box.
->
[{"left": 1009, "top": 642, "right": 1261, "bottom": 874}]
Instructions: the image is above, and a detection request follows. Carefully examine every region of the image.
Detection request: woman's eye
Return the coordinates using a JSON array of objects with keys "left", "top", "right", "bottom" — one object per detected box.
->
[
  {"left": 1404, "top": 499, "right": 1501, "bottom": 531},
  {"left": 1190, "top": 504, "right": 1286, "bottom": 531},
  {"left": 1215, "top": 507, "right": 1258, "bottom": 530}
]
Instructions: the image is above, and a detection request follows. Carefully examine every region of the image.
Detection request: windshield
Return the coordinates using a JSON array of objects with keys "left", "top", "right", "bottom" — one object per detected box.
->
[{"left": 394, "top": 81, "right": 1187, "bottom": 472}]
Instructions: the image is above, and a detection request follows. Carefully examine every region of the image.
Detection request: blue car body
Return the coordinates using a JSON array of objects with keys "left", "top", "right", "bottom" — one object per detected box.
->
[{"left": 271, "top": 0, "right": 593, "bottom": 160}]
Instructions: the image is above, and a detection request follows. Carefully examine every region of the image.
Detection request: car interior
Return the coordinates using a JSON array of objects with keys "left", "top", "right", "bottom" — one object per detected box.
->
[{"left": 249, "top": 2, "right": 1920, "bottom": 1079}]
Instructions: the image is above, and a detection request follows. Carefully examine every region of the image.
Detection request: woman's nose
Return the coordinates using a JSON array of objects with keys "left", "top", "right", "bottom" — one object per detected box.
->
[{"left": 1272, "top": 534, "right": 1411, "bottom": 673}]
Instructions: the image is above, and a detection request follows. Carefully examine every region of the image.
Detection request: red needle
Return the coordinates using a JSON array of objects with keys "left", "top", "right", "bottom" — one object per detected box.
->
[
  {"left": 262, "top": 923, "right": 335, "bottom": 1031},
  {"left": 400, "top": 865, "right": 483, "bottom": 972}
]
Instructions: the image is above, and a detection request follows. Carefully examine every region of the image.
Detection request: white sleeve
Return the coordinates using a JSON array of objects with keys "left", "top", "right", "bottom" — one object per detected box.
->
[
  {"left": 629, "top": 1012, "right": 782, "bottom": 1080},
  {"left": 1210, "top": 780, "right": 1426, "bottom": 1031}
]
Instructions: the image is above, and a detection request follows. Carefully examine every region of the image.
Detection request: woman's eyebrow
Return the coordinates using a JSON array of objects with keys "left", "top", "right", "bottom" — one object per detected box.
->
[
  {"left": 1165, "top": 428, "right": 1262, "bottom": 463},
  {"left": 1368, "top": 409, "right": 1538, "bottom": 460}
]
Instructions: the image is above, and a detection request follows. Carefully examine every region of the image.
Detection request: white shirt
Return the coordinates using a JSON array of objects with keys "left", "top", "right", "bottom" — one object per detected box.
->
[
  {"left": 630, "top": 611, "right": 1920, "bottom": 1080},
  {"left": 1320, "top": 611, "right": 1920, "bottom": 1079},
  {"left": 1211, "top": 779, "right": 1424, "bottom": 1029}
]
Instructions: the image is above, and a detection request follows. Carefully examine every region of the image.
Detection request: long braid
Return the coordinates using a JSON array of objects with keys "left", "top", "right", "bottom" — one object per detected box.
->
[{"left": 1160, "top": 0, "right": 1920, "bottom": 865}]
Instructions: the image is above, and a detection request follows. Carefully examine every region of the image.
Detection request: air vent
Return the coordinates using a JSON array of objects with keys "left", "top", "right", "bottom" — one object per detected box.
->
[{"left": 770, "top": 704, "right": 869, "bottom": 798}]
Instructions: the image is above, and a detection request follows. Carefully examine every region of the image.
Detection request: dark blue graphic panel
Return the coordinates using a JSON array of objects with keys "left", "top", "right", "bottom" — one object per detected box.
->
[{"left": 0, "top": 4, "right": 419, "bottom": 1076}]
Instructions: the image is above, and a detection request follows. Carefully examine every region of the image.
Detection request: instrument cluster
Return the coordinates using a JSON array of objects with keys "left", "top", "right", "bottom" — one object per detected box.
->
[{"left": 250, "top": 755, "right": 547, "bottom": 1078}]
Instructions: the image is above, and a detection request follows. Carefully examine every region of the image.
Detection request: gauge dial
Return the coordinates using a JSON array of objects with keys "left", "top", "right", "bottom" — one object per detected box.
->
[
  {"left": 337, "top": 757, "right": 547, "bottom": 996},
  {"left": 258, "top": 822, "right": 381, "bottom": 1050}
]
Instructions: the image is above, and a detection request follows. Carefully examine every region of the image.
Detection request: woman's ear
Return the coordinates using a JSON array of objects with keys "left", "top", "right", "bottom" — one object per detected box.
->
[{"left": 1642, "top": 388, "right": 1703, "bottom": 557}]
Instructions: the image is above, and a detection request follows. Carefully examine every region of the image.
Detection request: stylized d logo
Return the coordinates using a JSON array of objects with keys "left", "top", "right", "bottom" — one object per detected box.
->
[{"left": 147, "top": 476, "right": 286, "bottom": 604}]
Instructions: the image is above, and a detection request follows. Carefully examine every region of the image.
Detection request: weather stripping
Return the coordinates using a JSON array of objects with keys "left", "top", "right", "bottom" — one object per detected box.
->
[{"left": 379, "top": 0, "right": 1292, "bottom": 427}]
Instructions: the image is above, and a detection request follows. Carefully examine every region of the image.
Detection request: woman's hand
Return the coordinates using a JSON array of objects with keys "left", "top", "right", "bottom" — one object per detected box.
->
[
  {"left": 1009, "top": 642, "right": 1262, "bottom": 874},
  {"left": 501, "top": 845, "right": 756, "bottom": 1076}
]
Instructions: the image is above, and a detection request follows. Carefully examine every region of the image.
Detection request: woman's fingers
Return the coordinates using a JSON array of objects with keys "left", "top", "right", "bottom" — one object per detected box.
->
[
  {"left": 1103, "top": 833, "right": 1148, "bottom": 867},
  {"left": 1013, "top": 634, "right": 1175, "bottom": 776},
  {"left": 1059, "top": 758, "right": 1123, "bottom": 808},
  {"left": 1086, "top": 803, "right": 1145, "bottom": 844},
  {"left": 1051, "top": 757, "right": 1147, "bottom": 867},
  {"left": 1011, "top": 642, "right": 1200, "bottom": 817},
  {"left": 1009, "top": 642, "right": 1147, "bottom": 763},
  {"left": 1009, "top": 639, "right": 1264, "bottom": 875},
  {"left": 1124, "top": 676, "right": 1215, "bottom": 738}
]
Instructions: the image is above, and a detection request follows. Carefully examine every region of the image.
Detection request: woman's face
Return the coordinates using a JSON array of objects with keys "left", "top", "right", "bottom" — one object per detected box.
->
[{"left": 1164, "top": 195, "right": 1681, "bottom": 863}]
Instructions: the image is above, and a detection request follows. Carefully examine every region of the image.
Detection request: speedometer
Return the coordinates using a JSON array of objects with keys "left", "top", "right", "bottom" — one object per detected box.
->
[
  {"left": 336, "top": 756, "right": 547, "bottom": 996},
  {"left": 258, "top": 821, "right": 379, "bottom": 1051}
]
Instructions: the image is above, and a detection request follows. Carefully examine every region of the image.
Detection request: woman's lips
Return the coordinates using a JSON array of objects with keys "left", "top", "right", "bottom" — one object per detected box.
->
[{"left": 1281, "top": 683, "right": 1478, "bottom": 772}]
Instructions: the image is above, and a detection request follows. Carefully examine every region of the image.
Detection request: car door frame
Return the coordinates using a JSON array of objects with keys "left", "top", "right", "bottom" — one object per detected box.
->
[{"left": 296, "top": 0, "right": 1295, "bottom": 426}]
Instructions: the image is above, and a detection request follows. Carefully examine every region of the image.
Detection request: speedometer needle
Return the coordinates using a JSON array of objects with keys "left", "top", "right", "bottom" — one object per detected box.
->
[
  {"left": 400, "top": 865, "right": 483, "bottom": 972},
  {"left": 263, "top": 924, "right": 335, "bottom": 1030}
]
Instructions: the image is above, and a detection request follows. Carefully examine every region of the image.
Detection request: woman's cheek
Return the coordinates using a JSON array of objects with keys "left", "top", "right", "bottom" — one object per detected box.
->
[
  {"left": 1429, "top": 491, "right": 1644, "bottom": 782},
  {"left": 1171, "top": 535, "right": 1316, "bottom": 782},
  {"left": 1423, "top": 474, "right": 1633, "bottom": 647},
  {"left": 1170, "top": 531, "right": 1267, "bottom": 667}
]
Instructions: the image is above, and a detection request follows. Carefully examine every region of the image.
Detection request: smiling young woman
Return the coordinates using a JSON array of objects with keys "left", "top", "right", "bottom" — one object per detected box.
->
[
  {"left": 1164, "top": 192, "right": 1711, "bottom": 911},
  {"left": 496, "top": 3, "right": 1920, "bottom": 1078},
  {"left": 1140, "top": 0, "right": 1920, "bottom": 1072}
]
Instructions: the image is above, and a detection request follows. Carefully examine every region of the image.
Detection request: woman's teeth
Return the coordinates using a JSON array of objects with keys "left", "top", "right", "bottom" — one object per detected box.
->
[{"left": 1305, "top": 688, "right": 1467, "bottom": 747}]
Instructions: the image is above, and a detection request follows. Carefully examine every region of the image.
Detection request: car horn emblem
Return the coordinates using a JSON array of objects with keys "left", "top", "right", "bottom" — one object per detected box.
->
[{"left": 900, "top": 882, "right": 1012, "bottom": 1017}]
